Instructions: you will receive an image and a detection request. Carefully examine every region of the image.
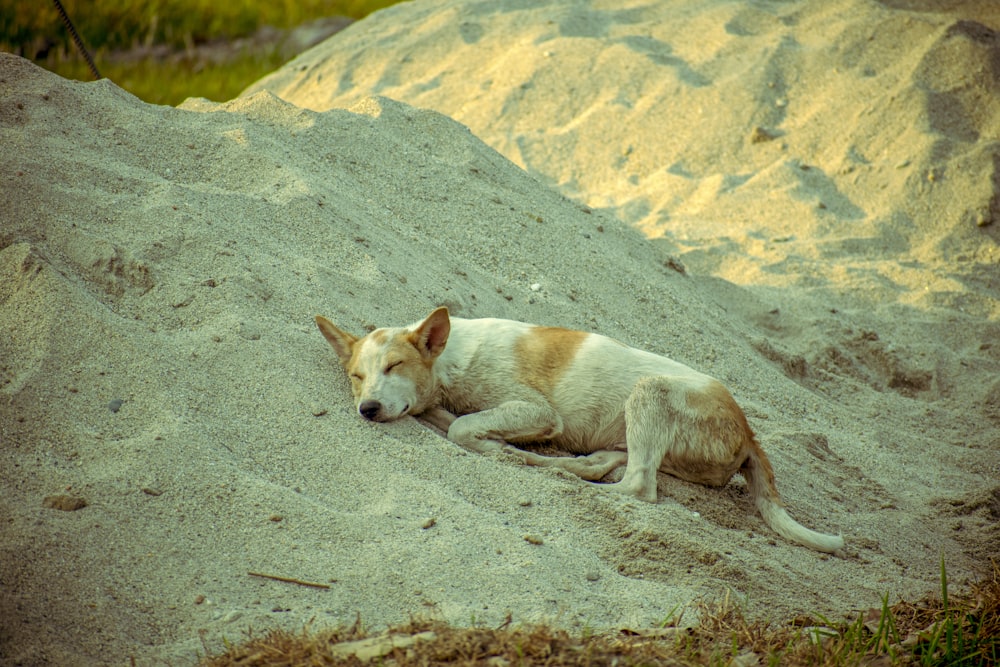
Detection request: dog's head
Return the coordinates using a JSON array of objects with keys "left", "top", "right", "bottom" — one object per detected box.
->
[{"left": 314, "top": 307, "right": 450, "bottom": 422}]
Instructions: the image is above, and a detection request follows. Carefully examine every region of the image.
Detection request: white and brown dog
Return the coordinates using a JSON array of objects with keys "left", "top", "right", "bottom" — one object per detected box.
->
[{"left": 315, "top": 307, "right": 844, "bottom": 553}]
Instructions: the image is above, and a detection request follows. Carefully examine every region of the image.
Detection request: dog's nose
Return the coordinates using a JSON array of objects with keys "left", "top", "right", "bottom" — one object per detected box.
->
[{"left": 359, "top": 400, "right": 382, "bottom": 421}]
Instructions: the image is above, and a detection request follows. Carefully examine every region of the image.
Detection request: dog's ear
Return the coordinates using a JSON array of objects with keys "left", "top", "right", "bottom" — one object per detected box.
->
[
  {"left": 411, "top": 307, "right": 450, "bottom": 359},
  {"left": 315, "top": 315, "right": 358, "bottom": 367}
]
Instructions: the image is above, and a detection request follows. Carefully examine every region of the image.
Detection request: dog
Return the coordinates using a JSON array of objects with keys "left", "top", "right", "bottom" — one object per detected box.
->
[{"left": 315, "top": 307, "right": 844, "bottom": 553}]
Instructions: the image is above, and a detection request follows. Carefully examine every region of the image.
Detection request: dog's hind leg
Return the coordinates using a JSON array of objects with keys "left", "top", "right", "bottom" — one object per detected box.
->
[
  {"left": 606, "top": 376, "right": 746, "bottom": 502},
  {"left": 544, "top": 449, "right": 628, "bottom": 480},
  {"left": 447, "top": 401, "right": 627, "bottom": 480},
  {"left": 605, "top": 378, "right": 675, "bottom": 501}
]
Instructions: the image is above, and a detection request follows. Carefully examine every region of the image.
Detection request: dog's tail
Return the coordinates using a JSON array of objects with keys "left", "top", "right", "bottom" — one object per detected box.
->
[{"left": 741, "top": 439, "right": 845, "bottom": 554}]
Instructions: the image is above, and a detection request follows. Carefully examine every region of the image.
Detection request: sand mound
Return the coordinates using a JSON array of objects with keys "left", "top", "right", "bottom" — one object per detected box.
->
[
  {"left": 1, "top": 0, "right": 999, "bottom": 660},
  {"left": 248, "top": 0, "right": 1000, "bottom": 315}
]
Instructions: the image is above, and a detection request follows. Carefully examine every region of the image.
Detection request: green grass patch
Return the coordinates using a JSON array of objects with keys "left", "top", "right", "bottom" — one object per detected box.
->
[
  {"left": 41, "top": 49, "right": 294, "bottom": 106},
  {"left": 2, "top": 0, "right": 395, "bottom": 52},
  {"left": 2, "top": 0, "right": 401, "bottom": 104}
]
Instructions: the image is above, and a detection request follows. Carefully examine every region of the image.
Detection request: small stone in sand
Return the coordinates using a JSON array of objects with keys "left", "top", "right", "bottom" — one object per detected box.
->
[
  {"left": 43, "top": 495, "right": 88, "bottom": 511},
  {"left": 750, "top": 126, "right": 777, "bottom": 143}
]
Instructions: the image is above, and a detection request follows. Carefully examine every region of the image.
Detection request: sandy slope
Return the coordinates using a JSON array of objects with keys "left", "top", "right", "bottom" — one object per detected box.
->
[
  {"left": 1, "top": 0, "right": 999, "bottom": 663},
  {"left": 248, "top": 0, "right": 1000, "bottom": 314}
]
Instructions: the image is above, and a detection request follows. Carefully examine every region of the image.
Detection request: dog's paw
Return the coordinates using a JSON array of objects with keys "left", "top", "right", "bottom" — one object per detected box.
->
[
  {"left": 571, "top": 450, "right": 627, "bottom": 480},
  {"left": 603, "top": 479, "right": 659, "bottom": 503}
]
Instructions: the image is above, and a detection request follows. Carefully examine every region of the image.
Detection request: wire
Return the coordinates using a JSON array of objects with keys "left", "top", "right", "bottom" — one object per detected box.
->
[{"left": 51, "top": 0, "right": 101, "bottom": 80}]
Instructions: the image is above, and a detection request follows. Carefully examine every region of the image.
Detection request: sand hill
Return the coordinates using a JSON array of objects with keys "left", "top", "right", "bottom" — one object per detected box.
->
[{"left": 2, "top": 0, "right": 999, "bottom": 663}]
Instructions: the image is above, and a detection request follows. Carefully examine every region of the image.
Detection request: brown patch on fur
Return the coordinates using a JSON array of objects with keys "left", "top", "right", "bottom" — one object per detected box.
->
[
  {"left": 388, "top": 333, "right": 436, "bottom": 377},
  {"left": 684, "top": 380, "right": 738, "bottom": 416},
  {"left": 686, "top": 381, "right": 754, "bottom": 439},
  {"left": 681, "top": 380, "right": 784, "bottom": 505},
  {"left": 688, "top": 383, "right": 755, "bottom": 438},
  {"left": 678, "top": 380, "right": 760, "bottom": 484},
  {"left": 514, "top": 327, "right": 588, "bottom": 396}
]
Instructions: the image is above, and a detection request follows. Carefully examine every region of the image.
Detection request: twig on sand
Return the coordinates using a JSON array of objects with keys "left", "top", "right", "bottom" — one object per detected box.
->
[{"left": 248, "top": 571, "right": 332, "bottom": 589}]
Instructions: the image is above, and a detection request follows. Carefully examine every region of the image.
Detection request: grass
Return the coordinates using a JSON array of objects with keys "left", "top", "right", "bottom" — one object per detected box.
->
[
  {"left": 38, "top": 51, "right": 292, "bottom": 106},
  {"left": 1, "top": 0, "right": 402, "bottom": 105},
  {"left": 3, "top": 0, "right": 395, "bottom": 53},
  {"left": 200, "top": 559, "right": 999, "bottom": 666}
]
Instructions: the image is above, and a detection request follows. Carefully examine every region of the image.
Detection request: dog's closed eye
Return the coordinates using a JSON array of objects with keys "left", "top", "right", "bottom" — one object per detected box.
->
[{"left": 384, "top": 361, "right": 403, "bottom": 374}]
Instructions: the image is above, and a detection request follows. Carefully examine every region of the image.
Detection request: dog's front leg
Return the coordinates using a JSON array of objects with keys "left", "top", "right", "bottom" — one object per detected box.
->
[
  {"left": 417, "top": 406, "right": 457, "bottom": 434},
  {"left": 447, "top": 401, "right": 560, "bottom": 454},
  {"left": 448, "top": 402, "right": 627, "bottom": 481}
]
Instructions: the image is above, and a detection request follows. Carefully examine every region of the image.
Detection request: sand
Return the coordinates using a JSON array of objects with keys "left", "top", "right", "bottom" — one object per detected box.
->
[{"left": 1, "top": 0, "right": 999, "bottom": 663}]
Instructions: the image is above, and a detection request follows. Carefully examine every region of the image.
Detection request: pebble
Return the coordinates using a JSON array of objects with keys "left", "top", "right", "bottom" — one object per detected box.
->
[
  {"left": 523, "top": 534, "right": 543, "bottom": 545},
  {"left": 421, "top": 517, "right": 437, "bottom": 529},
  {"left": 108, "top": 398, "right": 124, "bottom": 413},
  {"left": 43, "top": 494, "right": 87, "bottom": 511},
  {"left": 749, "top": 126, "right": 776, "bottom": 143},
  {"left": 170, "top": 294, "right": 194, "bottom": 308},
  {"left": 730, "top": 651, "right": 760, "bottom": 667},
  {"left": 585, "top": 571, "right": 601, "bottom": 582},
  {"left": 329, "top": 631, "right": 437, "bottom": 661},
  {"left": 517, "top": 498, "right": 532, "bottom": 507},
  {"left": 238, "top": 322, "right": 262, "bottom": 340}
]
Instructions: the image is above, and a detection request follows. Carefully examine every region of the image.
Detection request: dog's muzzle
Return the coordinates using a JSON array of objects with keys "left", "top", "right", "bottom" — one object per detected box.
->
[
  {"left": 358, "top": 400, "right": 408, "bottom": 422},
  {"left": 359, "top": 400, "right": 381, "bottom": 420}
]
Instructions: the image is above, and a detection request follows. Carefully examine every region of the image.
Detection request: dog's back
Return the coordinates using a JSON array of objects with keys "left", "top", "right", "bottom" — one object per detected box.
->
[{"left": 435, "top": 318, "right": 714, "bottom": 452}]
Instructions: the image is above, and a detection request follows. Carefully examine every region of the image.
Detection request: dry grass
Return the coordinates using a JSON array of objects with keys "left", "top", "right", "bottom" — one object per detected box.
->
[{"left": 200, "top": 560, "right": 998, "bottom": 667}]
